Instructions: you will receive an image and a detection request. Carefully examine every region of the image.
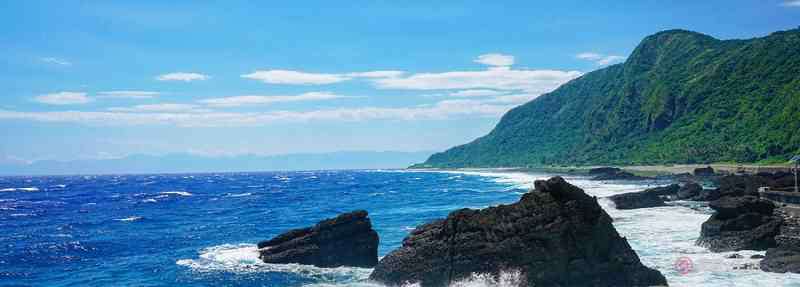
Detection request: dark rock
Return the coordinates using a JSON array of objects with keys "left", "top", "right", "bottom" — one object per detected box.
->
[
  {"left": 592, "top": 171, "right": 651, "bottom": 181},
  {"left": 726, "top": 253, "right": 743, "bottom": 259},
  {"left": 694, "top": 166, "right": 716, "bottom": 177},
  {"left": 733, "top": 263, "right": 760, "bottom": 270},
  {"left": 760, "top": 248, "right": 800, "bottom": 273},
  {"left": 697, "top": 196, "right": 782, "bottom": 252},
  {"left": 760, "top": 208, "right": 800, "bottom": 273},
  {"left": 588, "top": 167, "right": 622, "bottom": 175},
  {"left": 751, "top": 254, "right": 765, "bottom": 259},
  {"left": 712, "top": 175, "right": 770, "bottom": 200},
  {"left": 607, "top": 184, "right": 679, "bottom": 210},
  {"left": 369, "top": 176, "right": 667, "bottom": 287},
  {"left": 257, "top": 210, "right": 379, "bottom": 268},
  {"left": 677, "top": 183, "right": 702, "bottom": 200}
]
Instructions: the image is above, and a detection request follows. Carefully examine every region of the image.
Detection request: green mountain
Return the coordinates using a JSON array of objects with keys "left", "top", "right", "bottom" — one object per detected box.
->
[{"left": 417, "top": 28, "right": 800, "bottom": 168}]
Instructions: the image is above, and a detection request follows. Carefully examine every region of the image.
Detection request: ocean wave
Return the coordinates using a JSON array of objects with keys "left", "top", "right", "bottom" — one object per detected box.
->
[
  {"left": 226, "top": 192, "right": 252, "bottom": 198},
  {"left": 142, "top": 198, "right": 158, "bottom": 203},
  {"left": 160, "top": 191, "right": 193, "bottom": 197},
  {"left": 176, "top": 243, "right": 372, "bottom": 281},
  {"left": 0, "top": 187, "right": 40, "bottom": 192},
  {"left": 116, "top": 216, "right": 143, "bottom": 222}
]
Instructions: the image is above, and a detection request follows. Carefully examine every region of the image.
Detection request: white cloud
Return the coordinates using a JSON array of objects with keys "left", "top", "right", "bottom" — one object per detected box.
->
[
  {"left": 781, "top": 0, "right": 800, "bottom": 6},
  {"left": 97, "top": 91, "right": 161, "bottom": 99},
  {"left": 449, "top": 89, "right": 508, "bottom": 97},
  {"left": 241, "top": 70, "right": 405, "bottom": 85},
  {"left": 241, "top": 70, "right": 348, "bottom": 85},
  {"left": 474, "top": 53, "right": 515, "bottom": 67},
  {"left": 33, "top": 92, "right": 92, "bottom": 105},
  {"left": 0, "top": 98, "right": 516, "bottom": 127},
  {"left": 156, "top": 72, "right": 210, "bottom": 82},
  {"left": 107, "top": 103, "right": 211, "bottom": 113},
  {"left": 199, "top": 92, "right": 347, "bottom": 107},
  {"left": 40, "top": 57, "right": 71, "bottom": 66},
  {"left": 576, "top": 52, "right": 625, "bottom": 66},
  {"left": 345, "top": 70, "right": 405, "bottom": 78},
  {"left": 372, "top": 68, "right": 582, "bottom": 94}
]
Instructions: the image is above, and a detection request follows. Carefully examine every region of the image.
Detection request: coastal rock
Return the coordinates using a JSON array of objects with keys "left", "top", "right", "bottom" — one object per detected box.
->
[
  {"left": 760, "top": 208, "right": 800, "bottom": 273},
  {"left": 592, "top": 170, "right": 651, "bottom": 181},
  {"left": 676, "top": 182, "right": 703, "bottom": 200},
  {"left": 694, "top": 166, "right": 716, "bottom": 177},
  {"left": 607, "top": 184, "right": 679, "bottom": 210},
  {"left": 369, "top": 176, "right": 667, "bottom": 287},
  {"left": 588, "top": 167, "right": 622, "bottom": 175},
  {"left": 713, "top": 175, "right": 770, "bottom": 199},
  {"left": 697, "top": 196, "right": 781, "bottom": 252},
  {"left": 257, "top": 210, "right": 379, "bottom": 268}
]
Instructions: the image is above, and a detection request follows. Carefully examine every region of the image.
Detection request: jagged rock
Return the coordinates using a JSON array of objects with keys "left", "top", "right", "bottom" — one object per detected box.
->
[
  {"left": 369, "top": 176, "right": 667, "bottom": 287},
  {"left": 588, "top": 167, "right": 622, "bottom": 175},
  {"left": 712, "top": 175, "right": 770, "bottom": 199},
  {"left": 760, "top": 208, "right": 800, "bottom": 273},
  {"left": 257, "top": 210, "right": 379, "bottom": 268},
  {"left": 677, "top": 182, "right": 703, "bottom": 200},
  {"left": 726, "top": 253, "right": 743, "bottom": 259},
  {"left": 697, "top": 196, "right": 782, "bottom": 252},
  {"left": 592, "top": 171, "right": 651, "bottom": 181},
  {"left": 607, "top": 184, "right": 679, "bottom": 210},
  {"left": 760, "top": 248, "right": 800, "bottom": 273},
  {"left": 751, "top": 254, "right": 765, "bottom": 259},
  {"left": 694, "top": 166, "right": 716, "bottom": 177}
]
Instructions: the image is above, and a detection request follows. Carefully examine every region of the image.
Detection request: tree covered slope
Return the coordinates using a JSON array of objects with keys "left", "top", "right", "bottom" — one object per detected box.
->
[{"left": 418, "top": 28, "right": 800, "bottom": 168}]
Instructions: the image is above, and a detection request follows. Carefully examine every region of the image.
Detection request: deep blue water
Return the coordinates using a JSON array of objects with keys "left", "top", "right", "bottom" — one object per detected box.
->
[{"left": 0, "top": 170, "right": 525, "bottom": 286}]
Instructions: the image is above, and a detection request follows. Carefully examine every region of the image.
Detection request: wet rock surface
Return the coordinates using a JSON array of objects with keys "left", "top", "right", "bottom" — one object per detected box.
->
[
  {"left": 607, "top": 184, "right": 679, "bottom": 210},
  {"left": 761, "top": 207, "right": 800, "bottom": 273},
  {"left": 257, "top": 210, "right": 379, "bottom": 268},
  {"left": 697, "top": 196, "right": 781, "bottom": 252},
  {"left": 369, "top": 176, "right": 667, "bottom": 287}
]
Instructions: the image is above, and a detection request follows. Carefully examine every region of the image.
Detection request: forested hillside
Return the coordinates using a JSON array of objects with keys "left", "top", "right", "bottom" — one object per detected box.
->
[{"left": 418, "top": 28, "right": 800, "bottom": 167}]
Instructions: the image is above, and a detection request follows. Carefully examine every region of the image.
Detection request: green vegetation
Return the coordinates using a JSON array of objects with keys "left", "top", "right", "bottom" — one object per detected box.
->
[{"left": 417, "top": 28, "right": 800, "bottom": 168}]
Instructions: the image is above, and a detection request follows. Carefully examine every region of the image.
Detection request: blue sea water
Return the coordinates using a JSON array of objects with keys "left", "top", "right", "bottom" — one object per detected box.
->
[{"left": 2, "top": 170, "right": 800, "bottom": 287}]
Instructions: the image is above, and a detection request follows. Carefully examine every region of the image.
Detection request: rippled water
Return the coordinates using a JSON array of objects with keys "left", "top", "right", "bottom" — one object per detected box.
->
[{"left": 2, "top": 170, "right": 799, "bottom": 286}]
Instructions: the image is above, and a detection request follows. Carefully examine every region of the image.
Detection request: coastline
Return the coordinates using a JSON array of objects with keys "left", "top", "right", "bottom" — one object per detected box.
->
[{"left": 409, "top": 163, "right": 794, "bottom": 177}]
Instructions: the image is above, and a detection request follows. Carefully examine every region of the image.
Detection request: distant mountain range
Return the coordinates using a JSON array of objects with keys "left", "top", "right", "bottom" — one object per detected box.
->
[
  {"left": 417, "top": 27, "right": 800, "bottom": 168},
  {"left": 0, "top": 151, "right": 433, "bottom": 175}
]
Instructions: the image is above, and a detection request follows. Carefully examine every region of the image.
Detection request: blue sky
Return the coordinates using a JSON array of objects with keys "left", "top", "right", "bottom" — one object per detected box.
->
[{"left": 1, "top": 1, "right": 799, "bottom": 163}]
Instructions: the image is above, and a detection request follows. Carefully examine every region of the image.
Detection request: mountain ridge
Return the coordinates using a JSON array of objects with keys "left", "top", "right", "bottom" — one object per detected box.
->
[{"left": 417, "top": 28, "right": 800, "bottom": 168}]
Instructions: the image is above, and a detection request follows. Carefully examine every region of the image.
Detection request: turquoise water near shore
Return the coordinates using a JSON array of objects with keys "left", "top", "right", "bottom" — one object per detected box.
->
[{"left": 2, "top": 170, "right": 800, "bottom": 286}]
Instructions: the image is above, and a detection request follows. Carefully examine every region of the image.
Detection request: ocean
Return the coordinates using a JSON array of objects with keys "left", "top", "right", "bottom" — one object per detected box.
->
[{"left": 1, "top": 170, "right": 799, "bottom": 287}]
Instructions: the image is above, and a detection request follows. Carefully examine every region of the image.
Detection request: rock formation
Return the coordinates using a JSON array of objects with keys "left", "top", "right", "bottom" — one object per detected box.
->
[
  {"left": 760, "top": 208, "right": 800, "bottom": 273},
  {"left": 696, "top": 196, "right": 781, "bottom": 252},
  {"left": 676, "top": 182, "right": 702, "bottom": 200},
  {"left": 369, "top": 177, "right": 667, "bottom": 287},
  {"left": 607, "top": 184, "right": 680, "bottom": 210},
  {"left": 693, "top": 166, "right": 716, "bottom": 177},
  {"left": 257, "top": 210, "right": 379, "bottom": 268}
]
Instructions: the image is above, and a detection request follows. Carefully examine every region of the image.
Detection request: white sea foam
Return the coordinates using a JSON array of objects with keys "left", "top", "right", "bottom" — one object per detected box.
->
[
  {"left": 116, "top": 216, "right": 142, "bottom": 222},
  {"left": 177, "top": 243, "right": 372, "bottom": 282},
  {"left": 226, "top": 192, "right": 252, "bottom": 198},
  {"left": 0, "top": 187, "right": 40, "bottom": 192},
  {"left": 142, "top": 198, "right": 158, "bottom": 203},
  {"left": 436, "top": 169, "right": 800, "bottom": 287},
  {"left": 160, "top": 191, "right": 193, "bottom": 196}
]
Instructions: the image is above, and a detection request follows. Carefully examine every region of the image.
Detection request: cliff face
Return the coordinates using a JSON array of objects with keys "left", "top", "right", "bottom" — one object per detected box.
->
[{"left": 419, "top": 28, "right": 800, "bottom": 167}]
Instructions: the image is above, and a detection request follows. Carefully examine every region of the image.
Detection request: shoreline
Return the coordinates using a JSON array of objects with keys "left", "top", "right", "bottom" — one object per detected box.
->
[{"left": 410, "top": 163, "right": 795, "bottom": 177}]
